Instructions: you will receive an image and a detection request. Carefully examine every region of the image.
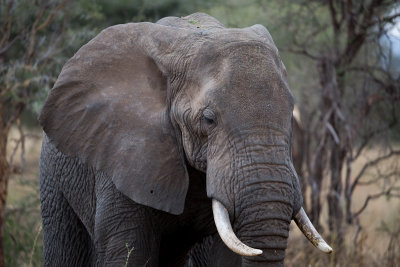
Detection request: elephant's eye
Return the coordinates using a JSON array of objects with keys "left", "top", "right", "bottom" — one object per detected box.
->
[
  {"left": 202, "top": 108, "right": 216, "bottom": 125},
  {"left": 204, "top": 116, "right": 214, "bottom": 125}
]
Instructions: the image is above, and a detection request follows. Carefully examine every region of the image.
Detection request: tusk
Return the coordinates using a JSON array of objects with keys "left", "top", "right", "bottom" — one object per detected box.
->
[
  {"left": 293, "top": 105, "right": 303, "bottom": 129},
  {"left": 212, "top": 199, "right": 263, "bottom": 257},
  {"left": 294, "top": 207, "right": 333, "bottom": 254}
]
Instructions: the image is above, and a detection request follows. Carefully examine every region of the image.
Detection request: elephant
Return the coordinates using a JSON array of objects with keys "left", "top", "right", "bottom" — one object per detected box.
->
[{"left": 38, "top": 13, "right": 332, "bottom": 266}]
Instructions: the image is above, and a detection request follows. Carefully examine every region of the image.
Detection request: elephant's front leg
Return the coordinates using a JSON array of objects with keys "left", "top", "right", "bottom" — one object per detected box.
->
[{"left": 94, "top": 175, "right": 161, "bottom": 266}]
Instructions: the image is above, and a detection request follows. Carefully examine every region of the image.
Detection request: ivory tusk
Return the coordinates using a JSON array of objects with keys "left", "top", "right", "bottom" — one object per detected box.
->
[
  {"left": 212, "top": 199, "right": 263, "bottom": 257},
  {"left": 293, "top": 105, "right": 303, "bottom": 129},
  {"left": 294, "top": 207, "right": 333, "bottom": 254}
]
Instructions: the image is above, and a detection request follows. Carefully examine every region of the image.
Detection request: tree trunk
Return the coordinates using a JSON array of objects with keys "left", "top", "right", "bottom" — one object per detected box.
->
[
  {"left": 317, "top": 57, "right": 346, "bottom": 252},
  {"left": 309, "top": 152, "right": 324, "bottom": 230},
  {"left": 0, "top": 105, "right": 9, "bottom": 267},
  {"left": 328, "top": 141, "right": 345, "bottom": 247}
]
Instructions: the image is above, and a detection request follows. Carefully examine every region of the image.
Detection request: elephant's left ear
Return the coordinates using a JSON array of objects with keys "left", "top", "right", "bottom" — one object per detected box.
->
[{"left": 39, "top": 23, "right": 189, "bottom": 215}]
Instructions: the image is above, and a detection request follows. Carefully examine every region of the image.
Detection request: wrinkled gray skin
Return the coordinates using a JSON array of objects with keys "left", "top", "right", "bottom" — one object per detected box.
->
[{"left": 39, "top": 13, "right": 302, "bottom": 266}]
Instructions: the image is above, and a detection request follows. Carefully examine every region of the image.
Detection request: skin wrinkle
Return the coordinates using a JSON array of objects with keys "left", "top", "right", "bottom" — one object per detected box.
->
[
  {"left": 47, "top": 138, "right": 96, "bottom": 235},
  {"left": 238, "top": 229, "right": 289, "bottom": 239},
  {"left": 226, "top": 130, "right": 291, "bottom": 152},
  {"left": 240, "top": 170, "right": 293, "bottom": 187},
  {"left": 236, "top": 189, "right": 294, "bottom": 222},
  {"left": 237, "top": 198, "right": 293, "bottom": 222},
  {"left": 94, "top": 174, "right": 162, "bottom": 265},
  {"left": 237, "top": 203, "right": 293, "bottom": 226},
  {"left": 228, "top": 133, "right": 292, "bottom": 174},
  {"left": 180, "top": 106, "right": 208, "bottom": 170},
  {"left": 174, "top": 70, "right": 222, "bottom": 172},
  {"left": 241, "top": 239, "right": 288, "bottom": 250},
  {"left": 206, "top": 134, "right": 235, "bottom": 209},
  {"left": 239, "top": 233, "right": 288, "bottom": 242},
  {"left": 237, "top": 164, "right": 291, "bottom": 176},
  {"left": 241, "top": 179, "right": 293, "bottom": 190},
  {"left": 40, "top": 138, "right": 94, "bottom": 266},
  {"left": 238, "top": 191, "right": 294, "bottom": 208}
]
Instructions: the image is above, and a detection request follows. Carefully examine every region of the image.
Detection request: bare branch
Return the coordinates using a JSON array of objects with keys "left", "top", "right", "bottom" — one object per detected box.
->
[
  {"left": 0, "top": 86, "right": 12, "bottom": 99},
  {"left": 4, "top": 102, "right": 24, "bottom": 132},
  {"left": 339, "top": 0, "right": 389, "bottom": 65},
  {"left": 36, "top": 0, "right": 68, "bottom": 32},
  {"left": 17, "top": 119, "right": 25, "bottom": 171},
  {"left": 9, "top": 125, "right": 40, "bottom": 173},
  {"left": 8, "top": 139, "right": 20, "bottom": 173},
  {"left": 0, "top": 2, "right": 12, "bottom": 49},
  {"left": 283, "top": 48, "right": 320, "bottom": 60},
  {"left": 326, "top": 121, "right": 340, "bottom": 144},
  {"left": 352, "top": 216, "right": 362, "bottom": 246},
  {"left": 346, "top": 0, "right": 357, "bottom": 39},
  {"left": 350, "top": 150, "right": 400, "bottom": 194},
  {"left": 26, "top": 7, "right": 46, "bottom": 65},
  {"left": 352, "top": 106, "right": 398, "bottom": 161},
  {"left": 328, "top": 0, "right": 341, "bottom": 32},
  {"left": 352, "top": 188, "right": 400, "bottom": 219},
  {"left": 0, "top": 35, "right": 21, "bottom": 56},
  {"left": 358, "top": 170, "right": 400, "bottom": 186},
  {"left": 366, "top": 11, "right": 400, "bottom": 29}
]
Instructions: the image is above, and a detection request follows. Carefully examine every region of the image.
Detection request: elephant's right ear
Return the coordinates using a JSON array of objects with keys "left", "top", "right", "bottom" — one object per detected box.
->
[{"left": 39, "top": 23, "right": 189, "bottom": 215}]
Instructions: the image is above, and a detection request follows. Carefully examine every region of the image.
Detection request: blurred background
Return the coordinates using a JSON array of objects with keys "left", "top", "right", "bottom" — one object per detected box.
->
[{"left": 1, "top": 0, "right": 399, "bottom": 266}]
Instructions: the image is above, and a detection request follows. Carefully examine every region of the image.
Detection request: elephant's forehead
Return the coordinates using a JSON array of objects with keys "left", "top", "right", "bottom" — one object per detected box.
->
[
  {"left": 199, "top": 45, "right": 293, "bottom": 133},
  {"left": 195, "top": 40, "right": 283, "bottom": 86},
  {"left": 216, "top": 79, "right": 293, "bottom": 129}
]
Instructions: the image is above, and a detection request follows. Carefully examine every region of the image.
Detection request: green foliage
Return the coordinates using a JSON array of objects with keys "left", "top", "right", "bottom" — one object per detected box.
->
[
  {"left": 0, "top": 0, "right": 89, "bottom": 120},
  {"left": 89, "top": 0, "right": 215, "bottom": 25}
]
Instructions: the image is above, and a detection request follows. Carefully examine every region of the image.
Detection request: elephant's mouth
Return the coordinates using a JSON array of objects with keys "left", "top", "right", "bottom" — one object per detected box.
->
[{"left": 212, "top": 199, "right": 332, "bottom": 257}]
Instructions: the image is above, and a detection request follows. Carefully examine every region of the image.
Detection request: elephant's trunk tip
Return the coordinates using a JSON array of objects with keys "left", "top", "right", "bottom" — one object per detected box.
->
[
  {"left": 212, "top": 199, "right": 263, "bottom": 257},
  {"left": 294, "top": 207, "right": 333, "bottom": 254}
]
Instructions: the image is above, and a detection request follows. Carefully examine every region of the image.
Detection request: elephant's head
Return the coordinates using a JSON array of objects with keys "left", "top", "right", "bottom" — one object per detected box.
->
[{"left": 39, "top": 13, "right": 331, "bottom": 265}]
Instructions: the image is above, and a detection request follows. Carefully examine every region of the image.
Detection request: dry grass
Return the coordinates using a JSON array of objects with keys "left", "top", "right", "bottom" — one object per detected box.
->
[{"left": 6, "top": 127, "right": 400, "bottom": 266}]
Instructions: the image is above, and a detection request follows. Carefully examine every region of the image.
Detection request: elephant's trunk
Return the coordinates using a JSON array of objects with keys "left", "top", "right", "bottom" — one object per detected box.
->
[
  {"left": 208, "top": 132, "right": 331, "bottom": 264},
  {"left": 235, "top": 180, "right": 293, "bottom": 266},
  {"left": 211, "top": 167, "right": 331, "bottom": 265},
  {"left": 212, "top": 199, "right": 332, "bottom": 265}
]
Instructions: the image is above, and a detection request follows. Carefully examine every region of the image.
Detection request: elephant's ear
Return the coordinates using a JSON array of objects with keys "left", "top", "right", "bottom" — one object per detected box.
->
[{"left": 39, "top": 23, "right": 189, "bottom": 215}]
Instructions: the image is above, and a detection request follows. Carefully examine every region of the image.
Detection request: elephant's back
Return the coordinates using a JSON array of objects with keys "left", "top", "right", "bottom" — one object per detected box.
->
[{"left": 39, "top": 134, "right": 96, "bottom": 236}]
